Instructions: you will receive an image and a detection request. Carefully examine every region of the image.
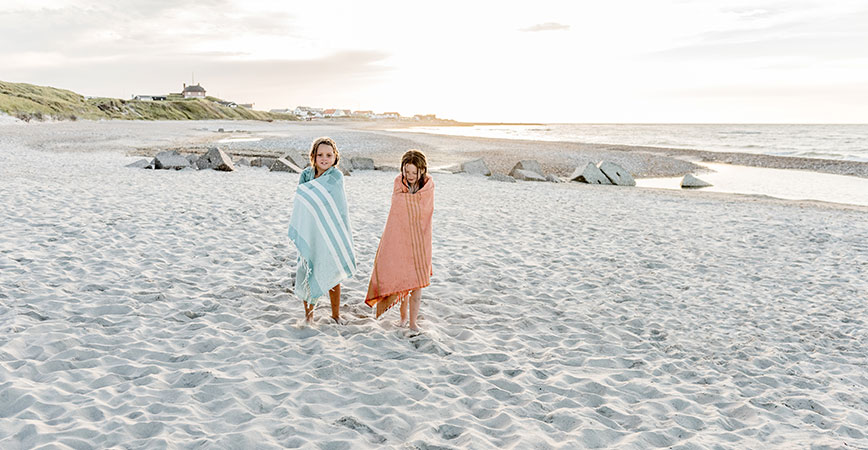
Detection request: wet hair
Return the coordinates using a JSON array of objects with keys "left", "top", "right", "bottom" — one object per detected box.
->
[
  {"left": 401, "top": 149, "right": 428, "bottom": 189},
  {"left": 309, "top": 137, "right": 340, "bottom": 171}
]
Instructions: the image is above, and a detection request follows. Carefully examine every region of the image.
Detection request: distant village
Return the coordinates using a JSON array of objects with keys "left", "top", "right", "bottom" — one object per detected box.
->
[
  {"left": 132, "top": 82, "right": 443, "bottom": 121},
  {"left": 270, "top": 106, "right": 439, "bottom": 122}
]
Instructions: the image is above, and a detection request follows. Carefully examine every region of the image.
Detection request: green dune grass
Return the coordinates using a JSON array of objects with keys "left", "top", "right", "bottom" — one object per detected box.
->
[{"left": 0, "top": 80, "right": 296, "bottom": 122}]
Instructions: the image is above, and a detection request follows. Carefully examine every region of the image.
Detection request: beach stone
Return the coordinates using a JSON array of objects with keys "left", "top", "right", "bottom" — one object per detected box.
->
[
  {"left": 339, "top": 165, "right": 352, "bottom": 176},
  {"left": 461, "top": 158, "right": 491, "bottom": 176},
  {"left": 126, "top": 158, "right": 154, "bottom": 169},
  {"left": 546, "top": 174, "right": 562, "bottom": 183},
  {"left": 598, "top": 161, "right": 636, "bottom": 186},
  {"left": 350, "top": 157, "right": 375, "bottom": 170},
  {"left": 490, "top": 173, "right": 516, "bottom": 183},
  {"left": 284, "top": 152, "right": 310, "bottom": 169},
  {"left": 235, "top": 157, "right": 250, "bottom": 166},
  {"left": 154, "top": 150, "right": 190, "bottom": 170},
  {"left": 681, "top": 174, "right": 712, "bottom": 188},
  {"left": 342, "top": 158, "right": 354, "bottom": 171},
  {"left": 270, "top": 157, "right": 302, "bottom": 173},
  {"left": 251, "top": 157, "right": 276, "bottom": 168},
  {"left": 185, "top": 154, "right": 200, "bottom": 166},
  {"left": 375, "top": 164, "right": 399, "bottom": 172},
  {"left": 199, "top": 147, "right": 235, "bottom": 171},
  {"left": 570, "top": 162, "right": 611, "bottom": 185},
  {"left": 512, "top": 169, "right": 547, "bottom": 182},
  {"left": 509, "top": 160, "right": 544, "bottom": 177}
]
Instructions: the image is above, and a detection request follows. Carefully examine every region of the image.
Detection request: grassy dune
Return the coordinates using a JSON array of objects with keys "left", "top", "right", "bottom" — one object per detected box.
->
[{"left": 0, "top": 81, "right": 296, "bottom": 122}]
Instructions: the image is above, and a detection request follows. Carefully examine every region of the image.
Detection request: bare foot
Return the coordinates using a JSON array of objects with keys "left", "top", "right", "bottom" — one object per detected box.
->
[{"left": 332, "top": 316, "right": 347, "bottom": 325}]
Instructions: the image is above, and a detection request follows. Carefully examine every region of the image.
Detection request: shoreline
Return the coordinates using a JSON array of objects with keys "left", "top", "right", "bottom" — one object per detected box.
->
[
  {"left": 371, "top": 123, "right": 868, "bottom": 179},
  {"left": 6, "top": 118, "right": 867, "bottom": 178},
  {"left": 4, "top": 119, "right": 867, "bottom": 207}
]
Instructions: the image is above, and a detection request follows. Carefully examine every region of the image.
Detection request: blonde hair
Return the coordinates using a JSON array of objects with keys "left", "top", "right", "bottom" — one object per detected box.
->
[
  {"left": 309, "top": 137, "right": 340, "bottom": 170},
  {"left": 401, "top": 149, "right": 428, "bottom": 188}
]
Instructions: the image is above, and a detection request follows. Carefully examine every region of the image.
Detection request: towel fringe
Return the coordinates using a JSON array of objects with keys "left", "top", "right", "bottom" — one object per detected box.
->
[
  {"left": 366, "top": 289, "right": 416, "bottom": 318},
  {"left": 296, "top": 258, "right": 318, "bottom": 305}
]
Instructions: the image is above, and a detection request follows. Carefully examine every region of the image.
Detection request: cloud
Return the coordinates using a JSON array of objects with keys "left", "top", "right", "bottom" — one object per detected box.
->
[
  {"left": 645, "top": 6, "right": 868, "bottom": 62},
  {"left": 519, "top": 22, "right": 570, "bottom": 32},
  {"left": 2, "top": 49, "right": 393, "bottom": 109},
  {"left": 0, "top": 1, "right": 298, "bottom": 62}
]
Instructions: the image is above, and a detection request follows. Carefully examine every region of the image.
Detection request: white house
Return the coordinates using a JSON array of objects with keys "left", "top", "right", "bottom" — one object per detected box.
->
[
  {"left": 374, "top": 111, "right": 400, "bottom": 119},
  {"left": 323, "top": 109, "right": 349, "bottom": 118},
  {"left": 132, "top": 95, "right": 167, "bottom": 101},
  {"left": 294, "top": 106, "right": 324, "bottom": 119}
]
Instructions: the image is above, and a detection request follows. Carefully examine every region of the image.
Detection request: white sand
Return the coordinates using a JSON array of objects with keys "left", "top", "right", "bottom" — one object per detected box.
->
[{"left": 1, "top": 138, "right": 868, "bottom": 449}]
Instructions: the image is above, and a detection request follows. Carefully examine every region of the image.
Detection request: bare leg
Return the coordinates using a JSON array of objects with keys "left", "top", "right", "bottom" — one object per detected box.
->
[
  {"left": 408, "top": 289, "right": 421, "bottom": 331},
  {"left": 303, "top": 302, "right": 314, "bottom": 323},
  {"left": 329, "top": 284, "right": 341, "bottom": 322},
  {"left": 399, "top": 294, "right": 409, "bottom": 327}
]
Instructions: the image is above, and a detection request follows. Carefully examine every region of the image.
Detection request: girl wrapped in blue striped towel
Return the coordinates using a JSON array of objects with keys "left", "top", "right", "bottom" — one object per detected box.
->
[{"left": 288, "top": 137, "right": 357, "bottom": 324}]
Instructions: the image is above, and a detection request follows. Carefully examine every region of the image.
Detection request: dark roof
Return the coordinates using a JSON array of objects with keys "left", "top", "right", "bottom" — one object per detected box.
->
[{"left": 183, "top": 84, "right": 206, "bottom": 93}]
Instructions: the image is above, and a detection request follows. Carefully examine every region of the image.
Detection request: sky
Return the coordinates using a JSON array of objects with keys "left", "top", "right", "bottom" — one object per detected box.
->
[{"left": 2, "top": 0, "right": 867, "bottom": 123}]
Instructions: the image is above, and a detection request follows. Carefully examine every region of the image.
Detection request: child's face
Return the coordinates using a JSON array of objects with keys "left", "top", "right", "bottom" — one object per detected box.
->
[
  {"left": 314, "top": 143, "right": 336, "bottom": 173},
  {"left": 403, "top": 163, "right": 419, "bottom": 185}
]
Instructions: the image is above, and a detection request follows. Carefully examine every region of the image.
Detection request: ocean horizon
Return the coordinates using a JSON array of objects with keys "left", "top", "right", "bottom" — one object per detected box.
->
[{"left": 398, "top": 123, "right": 868, "bottom": 163}]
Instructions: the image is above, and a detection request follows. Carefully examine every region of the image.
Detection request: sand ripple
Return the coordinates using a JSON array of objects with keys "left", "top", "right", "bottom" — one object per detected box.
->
[{"left": 1, "top": 144, "right": 867, "bottom": 448}]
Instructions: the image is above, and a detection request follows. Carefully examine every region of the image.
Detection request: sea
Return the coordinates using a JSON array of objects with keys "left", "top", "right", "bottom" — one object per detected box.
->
[{"left": 398, "top": 123, "right": 868, "bottom": 162}]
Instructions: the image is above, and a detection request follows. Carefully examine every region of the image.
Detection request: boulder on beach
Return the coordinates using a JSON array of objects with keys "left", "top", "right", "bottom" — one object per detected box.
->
[
  {"left": 509, "top": 160, "right": 544, "bottom": 178},
  {"left": 546, "top": 174, "right": 562, "bottom": 183},
  {"left": 126, "top": 158, "right": 154, "bottom": 169},
  {"left": 251, "top": 157, "right": 276, "bottom": 168},
  {"left": 198, "top": 147, "right": 235, "bottom": 171},
  {"left": 185, "top": 154, "right": 200, "bottom": 165},
  {"left": 350, "top": 157, "right": 375, "bottom": 170},
  {"left": 235, "top": 157, "right": 250, "bottom": 167},
  {"left": 375, "top": 164, "right": 399, "bottom": 172},
  {"left": 270, "top": 157, "right": 303, "bottom": 173},
  {"left": 339, "top": 165, "right": 351, "bottom": 176},
  {"left": 570, "top": 162, "right": 611, "bottom": 185},
  {"left": 598, "top": 161, "right": 636, "bottom": 186},
  {"left": 461, "top": 159, "right": 491, "bottom": 176},
  {"left": 284, "top": 152, "right": 310, "bottom": 169},
  {"left": 490, "top": 173, "right": 516, "bottom": 183},
  {"left": 681, "top": 174, "right": 712, "bottom": 188},
  {"left": 341, "top": 158, "right": 354, "bottom": 171},
  {"left": 154, "top": 150, "right": 190, "bottom": 170},
  {"left": 511, "top": 169, "right": 547, "bottom": 182}
]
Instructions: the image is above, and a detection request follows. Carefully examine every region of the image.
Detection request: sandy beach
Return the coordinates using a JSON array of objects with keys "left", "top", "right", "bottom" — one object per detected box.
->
[{"left": 2, "top": 120, "right": 868, "bottom": 448}]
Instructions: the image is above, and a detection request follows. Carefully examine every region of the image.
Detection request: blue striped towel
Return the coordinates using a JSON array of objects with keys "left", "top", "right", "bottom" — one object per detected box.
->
[{"left": 288, "top": 167, "right": 357, "bottom": 304}]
